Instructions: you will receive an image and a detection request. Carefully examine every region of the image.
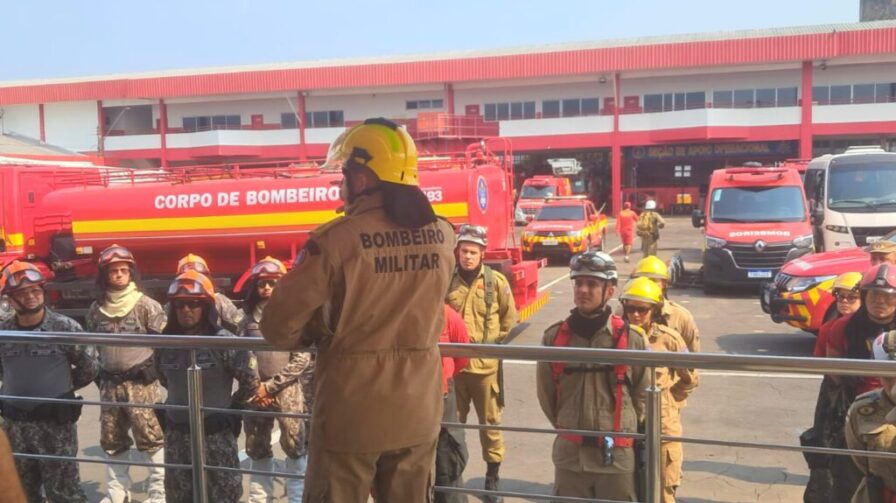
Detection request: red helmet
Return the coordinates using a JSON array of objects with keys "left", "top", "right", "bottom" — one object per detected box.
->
[
  {"left": 250, "top": 256, "right": 287, "bottom": 280},
  {"left": 167, "top": 270, "right": 216, "bottom": 302},
  {"left": 860, "top": 263, "right": 896, "bottom": 294},
  {"left": 98, "top": 244, "right": 136, "bottom": 268},
  {"left": 1, "top": 261, "right": 46, "bottom": 295}
]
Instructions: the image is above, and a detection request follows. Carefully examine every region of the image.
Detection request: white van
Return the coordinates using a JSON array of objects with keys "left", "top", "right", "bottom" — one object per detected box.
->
[{"left": 803, "top": 146, "right": 896, "bottom": 251}]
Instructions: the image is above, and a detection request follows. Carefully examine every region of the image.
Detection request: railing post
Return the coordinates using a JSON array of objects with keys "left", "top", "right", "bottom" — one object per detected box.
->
[
  {"left": 187, "top": 350, "right": 209, "bottom": 503},
  {"left": 644, "top": 366, "right": 662, "bottom": 503}
]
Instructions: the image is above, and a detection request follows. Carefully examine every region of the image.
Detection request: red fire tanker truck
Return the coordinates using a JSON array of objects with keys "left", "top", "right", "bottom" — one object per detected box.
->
[{"left": 1, "top": 139, "right": 548, "bottom": 319}]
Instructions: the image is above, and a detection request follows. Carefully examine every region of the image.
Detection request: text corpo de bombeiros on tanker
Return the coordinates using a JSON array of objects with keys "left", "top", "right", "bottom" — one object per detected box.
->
[{"left": 153, "top": 187, "right": 445, "bottom": 210}]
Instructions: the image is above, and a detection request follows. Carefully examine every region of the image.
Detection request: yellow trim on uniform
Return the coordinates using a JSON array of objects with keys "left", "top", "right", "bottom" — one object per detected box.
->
[
  {"left": 519, "top": 291, "right": 550, "bottom": 322},
  {"left": 72, "top": 202, "right": 469, "bottom": 235}
]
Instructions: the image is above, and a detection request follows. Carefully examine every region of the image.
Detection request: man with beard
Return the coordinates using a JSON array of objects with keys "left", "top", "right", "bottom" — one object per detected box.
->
[
  {"left": 0, "top": 261, "right": 98, "bottom": 502},
  {"left": 536, "top": 251, "right": 648, "bottom": 501},
  {"left": 239, "top": 257, "right": 312, "bottom": 503},
  {"left": 86, "top": 245, "right": 167, "bottom": 503},
  {"left": 174, "top": 254, "right": 245, "bottom": 334},
  {"left": 155, "top": 270, "right": 259, "bottom": 503}
]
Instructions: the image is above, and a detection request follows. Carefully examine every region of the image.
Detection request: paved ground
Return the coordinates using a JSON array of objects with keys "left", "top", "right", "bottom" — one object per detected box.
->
[{"left": 65, "top": 217, "right": 822, "bottom": 502}]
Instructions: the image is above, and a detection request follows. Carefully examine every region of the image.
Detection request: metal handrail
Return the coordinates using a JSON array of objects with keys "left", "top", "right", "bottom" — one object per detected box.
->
[
  {"left": 3, "top": 330, "right": 895, "bottom": 377},
  {"left": 1, "top": 329, "right": 895, "bottom": 503}
]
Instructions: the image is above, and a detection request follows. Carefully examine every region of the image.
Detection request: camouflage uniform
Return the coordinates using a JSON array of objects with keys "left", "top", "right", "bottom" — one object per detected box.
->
[
  {"left": 155, "top": 328, "right": 258, "bottom": 503},
  {"left": 0, "top": 309, "right": 99, "bottom": 503},
  {"left": 240, "top": 315, "right": 311, "bottom": 459},
  {"left": 215, "top": 294, "right": 245, "bottom": 335},
  {"left": 240, "top": 314, "right": 312, "bottom": 502},
  {"left": 86, "top": 293, "right": 167, "bottom": 502},
  {"left": 163, "top": 427, "right": 241, "bottom": 503}
]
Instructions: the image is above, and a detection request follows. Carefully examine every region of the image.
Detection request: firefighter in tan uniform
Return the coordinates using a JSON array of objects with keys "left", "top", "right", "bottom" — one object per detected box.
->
[
  {"left": 260, "top": 118, "right": 456, "bottom": 502},
  {"left": 85, "top": 245, "right": 167, "bottom": 503},
  {"left": 637, "top": 200, "right": 665, "bottom": 257},
  {"left": 870, "top": 239, "right": 896, "bottom": 267},
  {"left": 632, "top": 256, "right": 700, "bottom": 354},
  {"left": 239, "top": 257, "right": 312, "bottom": 503},
  {"left": 620, "top": 276, "right": 697, "bottom": 503},
  {"left": 446, "top": 224, "right": 518, "bottom": 502},
  {"left": 845, "top": 331, "right": 896, "bottom": 503},
  {"left": 536, "top": 251, "right": 649, "bottom": 501}
]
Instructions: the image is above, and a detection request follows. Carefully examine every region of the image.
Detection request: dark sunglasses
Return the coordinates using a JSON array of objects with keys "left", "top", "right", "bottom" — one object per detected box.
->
[
  {"left": 624, "top": 304, "right": 652, "bottom": 316},
  {"left": 173, "top": 299, "right": 204, "bottom": 310},
  {"left": 258, "top": 279, "right": 279, "bottom": 288},
  {"left": 836, "top": 293, "right": 860, "bottom": 303}
]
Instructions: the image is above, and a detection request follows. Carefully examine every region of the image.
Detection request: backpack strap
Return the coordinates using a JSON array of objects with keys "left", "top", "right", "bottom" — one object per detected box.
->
[
  {"left": 481, "top": 265, "right": 495, "bottom": 340},
  {"left": 550, "top": 321, "right": 573, "bottom": 392},
  {"left": 609, "top": 315, "right": 629, "bottom": 443}
]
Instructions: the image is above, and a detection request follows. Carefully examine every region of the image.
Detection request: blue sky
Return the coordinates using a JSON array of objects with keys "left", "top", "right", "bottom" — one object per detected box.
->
[{"left": 3, "top": 0, "right": 859, "bottom": 81}]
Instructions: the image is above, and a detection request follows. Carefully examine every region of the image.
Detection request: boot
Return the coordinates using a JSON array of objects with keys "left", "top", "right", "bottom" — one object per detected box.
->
[
  {"left": 284, "top": 455, "right": 307, "bottom": 503},
  {"left": 248, "top": 458, "right": 276, "bottom": 503},
  {"left": 483, "top": 462, "right": 503, "bottom": 503},
  {"left": 141, "top": 448, "right": 166, "bottom": 503},
  {"left": 101, "top": 450, "right": 132, "bottom": 503}
]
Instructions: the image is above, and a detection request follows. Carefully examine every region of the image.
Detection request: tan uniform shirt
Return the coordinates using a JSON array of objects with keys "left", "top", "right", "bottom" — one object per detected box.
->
[
  {"left": 845, "top": 389, "right": 896, "bottom": 502},
  {"left": 536, "top": 310, "right": 649, "bottom": 474},
  {"left": 261, "top": 192, "right": 456, "bottom": 453},
  {"left": 661, "top": 300, "right": 700, "bottom": 353},
  {"left": 447, "top": 267, "right": 518, "bottom": 374},
  {"left": 646, "top": 323, "right": 697, "bottom": 437}
]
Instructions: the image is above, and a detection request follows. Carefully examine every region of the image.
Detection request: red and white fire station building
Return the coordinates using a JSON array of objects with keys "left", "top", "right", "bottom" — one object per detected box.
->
[{"left": 1, "top": 20, "right": 895, "bottom": 214}]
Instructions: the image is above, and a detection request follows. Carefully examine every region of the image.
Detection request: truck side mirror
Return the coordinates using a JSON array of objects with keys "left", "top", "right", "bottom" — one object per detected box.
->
[{"left": 691, "top": 209, "right": 705, "bottom": 228}]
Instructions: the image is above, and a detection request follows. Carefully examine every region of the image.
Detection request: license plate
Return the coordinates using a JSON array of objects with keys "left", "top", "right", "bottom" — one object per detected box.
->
[
  {"left": 748, "top": 270, "right": 772, "bottom": 279},
  {"left": 542, "top": 238, "right": 559, "bottom": 246},
  {"left": 867, "top": 236, "right": 882, "bottom": 244}
]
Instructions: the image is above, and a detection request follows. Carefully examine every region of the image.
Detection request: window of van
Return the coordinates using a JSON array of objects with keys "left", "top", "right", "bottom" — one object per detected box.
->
[
  {"left": 827, "top": 161, "right": 896, "bottom": 212},
  {"left": 710, "top": 186, "right": 805, "bottom": 223}
]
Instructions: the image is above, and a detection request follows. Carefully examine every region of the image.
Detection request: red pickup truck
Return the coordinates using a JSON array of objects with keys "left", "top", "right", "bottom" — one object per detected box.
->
[{"left": 760, "top": 231, "right": 893, "bottom": 333}]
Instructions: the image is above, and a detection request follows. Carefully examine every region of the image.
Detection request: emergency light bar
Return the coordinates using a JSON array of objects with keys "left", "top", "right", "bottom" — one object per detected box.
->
[{"left": 724, "top": 167, "right": 788, "bottom": 180}]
